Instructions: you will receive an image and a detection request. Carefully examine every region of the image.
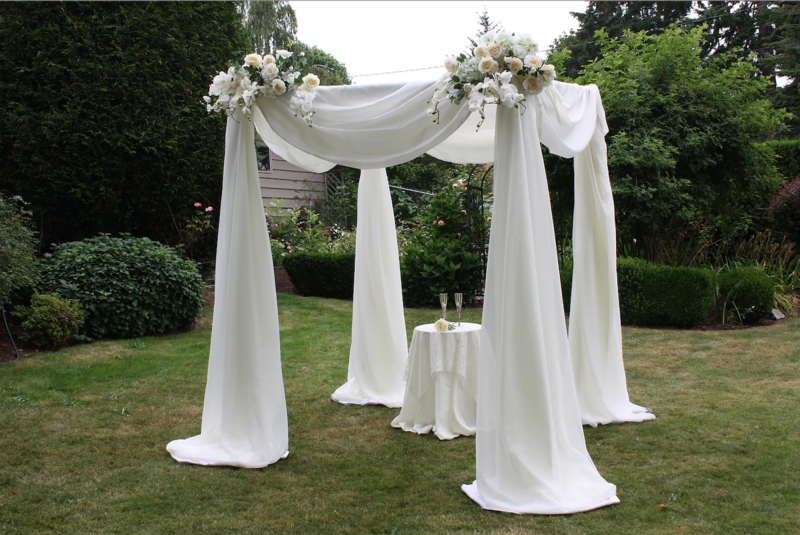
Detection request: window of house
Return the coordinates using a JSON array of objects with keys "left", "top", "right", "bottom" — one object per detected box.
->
[{"left": 257, "top": 144, "right": 272, "bottom": 172}]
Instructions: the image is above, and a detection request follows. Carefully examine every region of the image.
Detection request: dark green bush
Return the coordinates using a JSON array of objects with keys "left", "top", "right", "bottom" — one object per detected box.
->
[
  {"left": 12, "top": 294, "right": 84, "bottom": 350},
  {"left": 561, "top": 257, "right": 715, "bottom": 327},
  {"left": 718, "top": 267, "right": 775, "bottom": 324},
  {"left": 0, "top": 195, "right": 38, "bottom": 303},
  {"left": 39, "top": 235, "right": 205, "bottom": 339},
  {"left": 0, "top": 3, "right": 248, "bottom": 261},
  {"left": 621, "top": 259, "right": 716, "bottom": 327},
  {"left": 767, "top": 139, "right": 800, "bottom": 180},
  {"left": 283, "top": 253, "right": 355, "bottom": 299},
  {"left": 400, "top": 237, "right": 483, "bottom": 307}
]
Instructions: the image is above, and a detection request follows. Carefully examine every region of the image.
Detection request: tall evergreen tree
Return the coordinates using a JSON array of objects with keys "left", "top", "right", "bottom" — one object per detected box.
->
[
  {"left": 240, "top": 0, "right": 297, "bottom": 54},
  {"left": 552, "top": 2, "right": 692, "bottom": 79}
]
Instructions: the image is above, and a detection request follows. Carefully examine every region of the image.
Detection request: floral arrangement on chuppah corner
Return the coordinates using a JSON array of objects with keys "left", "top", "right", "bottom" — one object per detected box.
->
[
  {"left": 429, "top": 31, "right": 557, "bottom": 130},
  {"left": 204, "top": 49, "right": 320, "bottom": 125}
]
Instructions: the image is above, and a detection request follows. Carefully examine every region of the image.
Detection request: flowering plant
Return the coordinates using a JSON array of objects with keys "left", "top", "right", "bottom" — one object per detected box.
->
[
  {"left": 204, "top": 50, "right": 320, "bottom": 125},
  {"left": 429, "top": 31, "right": 557, "bottom": 130}
]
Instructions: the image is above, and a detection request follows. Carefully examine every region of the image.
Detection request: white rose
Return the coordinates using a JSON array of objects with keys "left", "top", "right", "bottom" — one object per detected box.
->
[
  {"left": 302, "top": 73, "right": 320, "bottom": 91},
  {"left": 276, "top": 49, "right": 292, "bottom": 59},
  {"left": 542, "top": 64, "right": 557, "bottom": 81},
  {"left": 524, "top": 54, "right": 543, "bottom": 70},
  {"left": 271, "top": 78, "right": 286, "bottom": 95},
  {"left": 434, "top": 318, "right": 449, "bottom": 332},
  {"left": 262, "top": 63, "right": 279, "bottom": 79},
  {"left": 475, "top": 45, "right": 489, "bottom": 58},
  {"left": 487, "top": 42, "right": 503, "bottom": 58},
  {"left": 444, "top": 56, "right": 459, "bottom": 73},
  {"left": 523, "top": 75, "right": 543, "bottom": 95},
  {"left": 263, "top": 54, "right": 276, "bottom": 65},
  {"left": 478, "top": 56, "right": 498, "bottom": 74},
  {"left": 244, "top": 53, "right": 262, "bottom": 68},
  {"left": 505, "top": 56, "right": 523, "bottom": 73}
]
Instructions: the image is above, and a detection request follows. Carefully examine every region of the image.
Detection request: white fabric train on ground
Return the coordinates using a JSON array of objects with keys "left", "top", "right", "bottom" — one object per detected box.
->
[
  {"left": 169, "top": 76, "right": 654, "bottom": 514},
  {"left": 167, "top": 109, "right": 289, "bottom": 468},
  {"left": 331, "top": 169, "right": 408, "bottom": 407}
]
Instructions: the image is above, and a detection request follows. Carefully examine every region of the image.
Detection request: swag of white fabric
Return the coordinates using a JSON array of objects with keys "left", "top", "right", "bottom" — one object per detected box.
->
[{"left": 167, "top": 78, "right": 654, "bottom": 515}]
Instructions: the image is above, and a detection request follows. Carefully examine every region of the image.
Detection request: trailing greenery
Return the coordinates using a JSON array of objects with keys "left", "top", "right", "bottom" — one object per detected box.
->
[
  {"left": 12, "top": 293, "right": 84, "bottom": 350},
  {"left": 767, "top": 139, "right": 800, "bottom": 180},
  {"left": 0, "top": 3, "right": 247, "bottom": 259},
  {"left": 718, "top": 267, "right": 775, "bottom": 324},
  {"left": 0, "top": 195, "right": 38, "bottom": 303},
  {"left": 38, "top": 235, "right": 205, "bottom": 339},
  {"left": 282, "top": 252, "right": 355, "bottom": 299}
]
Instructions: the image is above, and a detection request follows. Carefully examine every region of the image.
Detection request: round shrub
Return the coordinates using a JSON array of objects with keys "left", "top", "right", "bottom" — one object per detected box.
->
[
  {"left": 283, "top": 252, "right": 355, "bottom": 299},
  {"left": 12, "top": 293, "right": 84, "bottom": 350},
  {"left": 39, "top": 235, "right": 205, "bottom": 339},
  {"left": 400, "top": 236, "right": 483, "bottom": 307},
  {"left": 718, "top": 267, "right": 774, "bottom": 324}
]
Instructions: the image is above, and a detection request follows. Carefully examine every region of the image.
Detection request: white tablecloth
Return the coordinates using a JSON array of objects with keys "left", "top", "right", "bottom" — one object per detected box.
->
[{"left": 391, "top": 322, "right": 481, "bottom": 440}]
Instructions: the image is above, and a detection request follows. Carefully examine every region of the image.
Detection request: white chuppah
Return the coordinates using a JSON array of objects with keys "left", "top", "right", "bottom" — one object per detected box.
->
[{"left": 168, "top": 67, "right": 655, "bottom": 513}]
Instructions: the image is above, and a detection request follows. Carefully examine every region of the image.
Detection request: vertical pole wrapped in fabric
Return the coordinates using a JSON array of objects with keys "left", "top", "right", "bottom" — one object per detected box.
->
[
  {"left": 332, "top": 169, "right": 408, "bottom": 407},
  {"left": 568, "top": 122, "right": 656, "bottom": 427},
  {"left": 167, "top": 111, "right": 289, "bottom": 468},
  {"left": 462, "top": 104, "right": 618, "bottom": 515}
]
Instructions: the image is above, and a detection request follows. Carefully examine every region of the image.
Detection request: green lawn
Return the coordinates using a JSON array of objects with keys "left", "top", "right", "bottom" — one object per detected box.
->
[{"left": 1, "top": 294, "right": 799, "bottom": 534}]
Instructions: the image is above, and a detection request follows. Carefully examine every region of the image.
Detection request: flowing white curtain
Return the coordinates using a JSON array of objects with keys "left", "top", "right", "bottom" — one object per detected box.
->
[
  {"left": 460, "top": 103, "right": 618, "bottom": 514},
  {"left": 167, "top": 109, "right": 289, "bottom": 468},
  {"left": 331, "top": 169, "right": 408, "bottom": 407}
]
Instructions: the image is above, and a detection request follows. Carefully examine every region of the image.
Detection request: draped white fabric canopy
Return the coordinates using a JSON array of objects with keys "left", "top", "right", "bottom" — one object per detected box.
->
[{"left": 167, "top": 77, "right": 654, "bottom": 515}]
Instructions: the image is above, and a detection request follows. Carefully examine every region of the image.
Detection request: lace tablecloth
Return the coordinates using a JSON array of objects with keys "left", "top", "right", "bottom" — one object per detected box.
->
[{"left": 391, "top": 322, "right": 481, "bottom": 440}]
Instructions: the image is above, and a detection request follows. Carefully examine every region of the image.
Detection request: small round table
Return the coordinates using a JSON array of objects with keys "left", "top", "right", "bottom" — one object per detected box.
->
[{"left": 391, "top": 322, "right": 481, "bottom": 440}]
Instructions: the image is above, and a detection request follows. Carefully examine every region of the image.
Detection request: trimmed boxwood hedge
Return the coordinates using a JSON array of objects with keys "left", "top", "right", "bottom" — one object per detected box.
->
[
  {"left": 560, "top": 257, "right": 716, "bottom": 327},
  {"left": 718, "top": 267, "right": 774, "bottom": 324},
  {"left": 282, "top": 253, "right": 355, "bottom": 299}
]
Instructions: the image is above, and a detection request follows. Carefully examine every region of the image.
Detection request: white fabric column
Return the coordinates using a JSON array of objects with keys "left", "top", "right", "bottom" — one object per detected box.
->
[
  {"left": 332, "top": 169, "right": 408, "bottom": 407},
  {"left": 461, "top": 103, "right": 619, "bottom": 515},
  {"left": 569, "top": 126, "right": 656, "bottom": 426},
  {"left": 167, "top": 111, "right": 289, "bottom": 468}
]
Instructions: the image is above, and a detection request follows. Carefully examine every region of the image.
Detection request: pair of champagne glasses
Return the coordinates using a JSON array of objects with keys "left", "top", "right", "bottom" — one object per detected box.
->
[{"left": 439, "top": 292, "right": 463, "bottom": 327}]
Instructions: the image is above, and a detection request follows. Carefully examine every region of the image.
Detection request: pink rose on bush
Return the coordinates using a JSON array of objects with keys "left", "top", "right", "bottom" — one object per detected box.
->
[
  {"left": 205, "top": 206, "right": 213, "bottom": 212},
  {"left": 194, "top": 202, "right": 202, "bottom": 207},
  {"left": 438, "top": 220, "right": 444, "bottom": 226}
]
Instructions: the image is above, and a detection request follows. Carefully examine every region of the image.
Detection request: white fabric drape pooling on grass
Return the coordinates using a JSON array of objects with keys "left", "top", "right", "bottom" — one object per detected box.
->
[
  {"left": 331, "top": 169, "right": 408, "bottom": 407},
  {"left": 167, "top": 109, "right": 289, "bottom": 468}
]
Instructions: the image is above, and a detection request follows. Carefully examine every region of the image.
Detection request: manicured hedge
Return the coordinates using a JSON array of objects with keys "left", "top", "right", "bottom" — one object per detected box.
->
[
  {"left": 767, "top": 139, "right": 800, "bottom": 180},
  {"left": 282, "top": 253, "right": 355, "bottom": 299},
  {"left": 718, "top": 267, "right": 774, "bottom": 324},
  {"left": 560, "top": 257, "right": 716, "bottom": 327}
]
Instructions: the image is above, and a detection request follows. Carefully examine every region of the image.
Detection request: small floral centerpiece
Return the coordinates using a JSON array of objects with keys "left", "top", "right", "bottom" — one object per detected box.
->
[
  {"left": 429, "top": 31, "right": 557, "bottom": 130},
  {"left": 434, "top": 318, "right": 457, "bottom": 332},
  {"left": 204, "top": 49, "right": 320, "bottom": 125}
]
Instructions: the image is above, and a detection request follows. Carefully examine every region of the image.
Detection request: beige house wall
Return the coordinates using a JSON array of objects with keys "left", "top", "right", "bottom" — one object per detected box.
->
[{"left": 260, "top": 150, "right": 326, "bottom": 211}]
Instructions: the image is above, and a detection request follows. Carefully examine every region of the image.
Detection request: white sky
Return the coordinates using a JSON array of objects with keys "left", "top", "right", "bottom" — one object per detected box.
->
[{"left": 291, "top": 1, "right": 588, "bottom": 84}]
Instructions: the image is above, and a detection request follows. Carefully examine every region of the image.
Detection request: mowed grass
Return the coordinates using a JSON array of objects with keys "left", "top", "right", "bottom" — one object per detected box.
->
[{"left": 1, "top": 294, "right": 799, "bottom": 534}]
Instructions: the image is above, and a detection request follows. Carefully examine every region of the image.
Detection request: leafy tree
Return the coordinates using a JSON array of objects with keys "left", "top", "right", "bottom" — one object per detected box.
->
[
  {"left": 760, "top": 2, "right": 800, "bottom": 135},
  {"left": 467, "top": 8, "right": 503, "bottom": 49},
  {"left": 0, "top": 3, "right": 247, "bottom": 259},
  {"left": 552, "top": 2, "right": 692, "bottom": 80},
  {"left": 290, "top": 41, "right": 351, "bottom": 86},
  {"left": 240, "top": 0, "right": 297, "bottom": 53},
  {"left": 576, "top": 26, "right": 787, "bottom": 262}
]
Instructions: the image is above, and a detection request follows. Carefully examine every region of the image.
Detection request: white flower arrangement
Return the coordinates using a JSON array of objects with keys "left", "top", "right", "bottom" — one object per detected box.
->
[
  {"left": 204, "top": 50, "right": 320, "bottom": 125},
  {"left": 434, "top": 318, "right": 456, "bottom": 332},
  {"left": 429, "top": 31, "right": 557, "bottom": 130}
]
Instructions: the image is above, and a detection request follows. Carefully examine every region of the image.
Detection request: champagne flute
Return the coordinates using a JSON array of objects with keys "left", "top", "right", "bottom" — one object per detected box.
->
[
  {"left": 439, "top": 293, "right": 448, "bottom": 321},
  {"left": 454, "top": 293, "right": 463, "bottom": 327}
]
